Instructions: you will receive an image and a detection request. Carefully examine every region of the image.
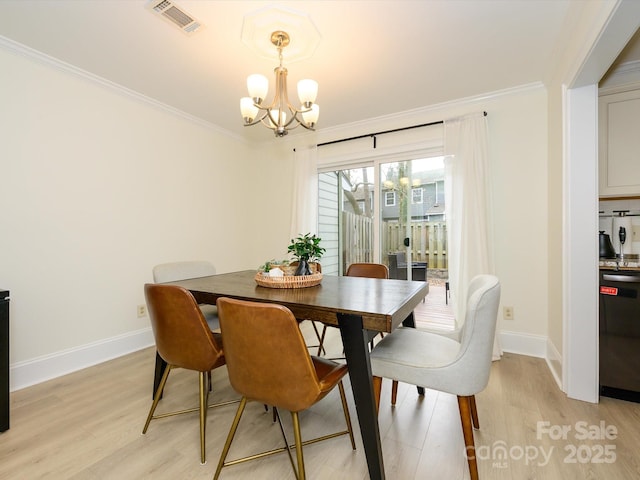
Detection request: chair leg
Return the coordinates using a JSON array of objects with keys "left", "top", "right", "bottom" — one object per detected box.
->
[
  {"left": 291, "top": 411, "right": 306, "bottom": 480},
  {"left": 213, "top": 397, "right": 248, "bottom": 480},
  {"left": 317, "top": 325, "right": 328, "bottom": 356},
  {"left": 470, "top": 394, "right": 479, "bottom": 429},
  {"left": 198, "top": 371, "right": 208, "bottom": 464},
  {"left": 310, "top": 321, "right": 326, "bottom": 355},
  {"left": 457, "top": 395, "right": 479, "bottom": 480},
  {"left": 338, "top": 381, "right": 356, "bottom": 450},
  {"left": 143, "top": 364, "right": 172, "bottom": 434},
  {"left": 372, "top": 376, "right": 382, "bottom": 412},
  {"left": 391, "top": 380, "right": 399, "bottom": 406}
]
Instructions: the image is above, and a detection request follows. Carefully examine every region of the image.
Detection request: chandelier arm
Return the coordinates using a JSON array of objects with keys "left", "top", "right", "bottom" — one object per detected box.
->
[
  {"left": 243, "top": 110, "right": 271, "bottom": 127},
  {"left": 290, "top": 112, "right": 314, "bottom": 130},
  {"left": 258, "top": 117, "right": 277, "bottom": 131}
]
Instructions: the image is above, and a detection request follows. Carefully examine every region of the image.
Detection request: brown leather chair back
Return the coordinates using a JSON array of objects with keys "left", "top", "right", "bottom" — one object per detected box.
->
[
  {"left": 346, "top": 263, "right": 389, "bottom": 279},
  {"left": 217, "top": 297, "right": 329, "bottom": 412},
  {"left": 144, "top": 284, "right": 224, "bottom": 372}
]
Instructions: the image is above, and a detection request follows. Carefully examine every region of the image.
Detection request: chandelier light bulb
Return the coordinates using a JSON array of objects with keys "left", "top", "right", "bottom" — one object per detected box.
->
[
  {"left": 268, "top": 108, "right": 287, "bottom": 128},
  {"left": 297, "top": 79, "right": 318, "bottom": 107},
  {"left": 302, "top": 104, "right": 319, "bottom": 126},
  {"left": 247, "top": 74, "right": 268, "bottom": 104},
  {"left": 240, "top": 97, "right": 258, "bottom": 122}
]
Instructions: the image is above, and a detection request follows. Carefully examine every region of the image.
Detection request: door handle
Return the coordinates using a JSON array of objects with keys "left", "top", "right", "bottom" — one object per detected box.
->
[
  {"left": 602, "top": 274, "right": 640, "bottom": 283},
  {"left": 404, "top": 237, "right": 410, "bottom": 247}
]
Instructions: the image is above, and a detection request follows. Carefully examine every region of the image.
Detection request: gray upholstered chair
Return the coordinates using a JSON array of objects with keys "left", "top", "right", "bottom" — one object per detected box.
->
[
  {"left": 152, "top": 261, "right": 219, "bottom": 331},
  {"left": 370, "top": 274, "right": 500, "bottom": 480}
]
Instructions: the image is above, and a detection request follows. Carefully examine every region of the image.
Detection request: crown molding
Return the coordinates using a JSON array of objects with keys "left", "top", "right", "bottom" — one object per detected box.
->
[
  {"left": 0, "top": 35, "right": 248, "bottom": 144},
  {"left": 314, "top": 82, "right": 545, "bottom": 144},
  {"left": 599, "top": 59, "right": 640, "bottom": 96}
]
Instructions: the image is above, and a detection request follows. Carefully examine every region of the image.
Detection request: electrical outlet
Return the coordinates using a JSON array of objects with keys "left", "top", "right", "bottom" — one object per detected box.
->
[
  {"left": 503, "top": 306, "right": 514, "bottom": 320},
  {"left": 137, "top": 304, "right": 147, "bottom": 318},
  {"left": 633, "top": 225, "right": 640, "bottom": 241}
]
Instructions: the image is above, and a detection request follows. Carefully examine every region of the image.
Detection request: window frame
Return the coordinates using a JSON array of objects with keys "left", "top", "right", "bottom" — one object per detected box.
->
[
  {"left": 385, "top": 191, "right": 396, "bottom": 207},
  {"left": 411, "top": 187, "right": 423, "bottom": 204}
]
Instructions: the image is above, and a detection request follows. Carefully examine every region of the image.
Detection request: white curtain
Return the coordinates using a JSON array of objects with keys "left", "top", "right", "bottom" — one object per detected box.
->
[
  {"left": 290, "top": 144, "right": 319, "bottom": 238},
  {"left": 444, "top": 112, "right": 501, "bottom": 360}
]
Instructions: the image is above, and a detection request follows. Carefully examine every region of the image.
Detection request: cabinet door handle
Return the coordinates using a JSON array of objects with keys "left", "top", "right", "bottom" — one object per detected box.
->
[{"left": 602, "top": 274, "right": 640, "bottom": 283}]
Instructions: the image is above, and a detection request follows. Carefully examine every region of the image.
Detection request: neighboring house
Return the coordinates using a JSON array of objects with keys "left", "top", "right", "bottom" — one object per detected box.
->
[{"left": 381, "top": 176, "right": 446, "bottom": 222}]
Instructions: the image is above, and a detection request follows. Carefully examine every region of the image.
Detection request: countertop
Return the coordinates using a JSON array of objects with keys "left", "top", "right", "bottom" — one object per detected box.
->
[{"left": 599, "top": 260, "right": 640, "bottom": 271}]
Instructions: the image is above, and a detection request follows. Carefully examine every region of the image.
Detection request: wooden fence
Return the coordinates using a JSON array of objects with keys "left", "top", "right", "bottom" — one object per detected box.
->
[{"left": 341, "top": 211, "right": 448, "bottom": 271}]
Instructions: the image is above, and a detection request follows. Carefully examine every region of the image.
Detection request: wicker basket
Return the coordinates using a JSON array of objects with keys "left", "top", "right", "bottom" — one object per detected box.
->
[{"left": 254, "top": 272, "right": 323, "bottom": 289}]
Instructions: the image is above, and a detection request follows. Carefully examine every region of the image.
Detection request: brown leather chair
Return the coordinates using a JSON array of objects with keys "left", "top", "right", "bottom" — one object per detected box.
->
[
  {"left": 214, "top": 297, "right": 356, "bottom": 480},
  {"left": 345, "top": 262, "right": 389, "bottom": 278},
  {"left": 316, "top": 262, "right": 389, "bottom": 356},
  {"left": 142, "top": 284, "right": 236, "bottom": 464}
]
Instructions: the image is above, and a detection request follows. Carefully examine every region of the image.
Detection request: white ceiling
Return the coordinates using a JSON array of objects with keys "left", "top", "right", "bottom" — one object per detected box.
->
[{"left": 0, "top": 0, "right": 624, "bottom": 143}]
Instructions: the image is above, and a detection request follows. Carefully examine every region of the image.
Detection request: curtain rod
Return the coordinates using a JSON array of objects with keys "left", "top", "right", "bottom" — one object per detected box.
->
[{"left": 316, "top": 111, "right": 487, "bottom": 148}]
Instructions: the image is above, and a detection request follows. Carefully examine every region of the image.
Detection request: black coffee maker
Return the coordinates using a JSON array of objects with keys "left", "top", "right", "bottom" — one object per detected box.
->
[{"left": 599, "top": 231, "right": 616, "bottom": 258}]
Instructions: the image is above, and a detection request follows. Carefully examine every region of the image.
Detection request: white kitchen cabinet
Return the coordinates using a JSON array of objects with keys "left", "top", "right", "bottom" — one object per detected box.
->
[{"left": 599, "top": 88, "right": 640, "bottom": 197}]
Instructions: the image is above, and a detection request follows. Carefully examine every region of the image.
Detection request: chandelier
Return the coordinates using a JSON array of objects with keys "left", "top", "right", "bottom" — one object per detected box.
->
[{"left": 240, "top": 31, "right": 319, "bottom": 137}]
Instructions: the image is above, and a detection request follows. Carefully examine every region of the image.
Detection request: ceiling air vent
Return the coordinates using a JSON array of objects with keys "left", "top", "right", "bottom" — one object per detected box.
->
[{"left": 147, "top": 0, "right": 203, "bottom": 35}]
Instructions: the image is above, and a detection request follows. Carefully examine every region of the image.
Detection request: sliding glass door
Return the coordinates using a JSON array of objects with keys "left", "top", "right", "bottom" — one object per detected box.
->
[
  {"left": 318, "top": 156, "right": 446, "bottom": 277},
  {"left": 318, "top": 166, "right": 374, "bottom": 275},
  {"left": 379, "top": 157, "right": 445, "bottom": 280}
]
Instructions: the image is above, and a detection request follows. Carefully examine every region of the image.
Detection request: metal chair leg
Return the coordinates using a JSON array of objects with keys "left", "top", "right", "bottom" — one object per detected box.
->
[
  {"left": 143, "top": 364, "right": 172, "bottom": 433},
  {"left": 214, "top": 396, "right": 354, "bottom": 478},
  {"left": 291, "top": 411, "right": 306, "bottom": 480},
  {"left": 310, "top": 321, "right": 326, "bottom": 355},
  {"left": 198, "top": 371, "right": 208, "bottom": 464},
  {"left": 338, "top": 381, "right": 356, "bottom": 450},
  {"left": 214, "top": 397, "right": 248, "bottom": 480},
  {"left": 317, "top": 325, "right": 328, "bottom": 356}
]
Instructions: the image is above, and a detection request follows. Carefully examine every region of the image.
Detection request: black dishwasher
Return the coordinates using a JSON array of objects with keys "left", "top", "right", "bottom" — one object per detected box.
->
[{"left": 599, "top": 271, "right": 640, "bottom": 402}]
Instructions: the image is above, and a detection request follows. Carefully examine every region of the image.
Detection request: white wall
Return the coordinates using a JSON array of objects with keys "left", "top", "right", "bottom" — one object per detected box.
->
[{"left": 0, "top": 46, "right": 275, "bottom": 389}]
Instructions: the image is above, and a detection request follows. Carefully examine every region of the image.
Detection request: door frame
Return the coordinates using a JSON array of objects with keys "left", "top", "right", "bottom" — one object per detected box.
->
[{"left": 563, "top": 2, "right": 640, "bottom": 402}]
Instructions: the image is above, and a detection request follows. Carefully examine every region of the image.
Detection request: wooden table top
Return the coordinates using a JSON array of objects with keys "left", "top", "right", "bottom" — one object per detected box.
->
[{"left": 166, "top": 269, "right": 428, "bottom": 333}]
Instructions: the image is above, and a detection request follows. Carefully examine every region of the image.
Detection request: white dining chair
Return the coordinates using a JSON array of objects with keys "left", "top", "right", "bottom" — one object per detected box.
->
[
  {"left": 369, "top": 274, "right": 500, "bottom": 480},
  {"left": 152, "top": 261, "right": 219, "bottom": 331}
]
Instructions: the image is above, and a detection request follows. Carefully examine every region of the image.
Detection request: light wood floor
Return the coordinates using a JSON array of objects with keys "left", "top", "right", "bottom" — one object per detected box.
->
[{"left": 2, "top": 287, "right": 640, "bottom": 479}]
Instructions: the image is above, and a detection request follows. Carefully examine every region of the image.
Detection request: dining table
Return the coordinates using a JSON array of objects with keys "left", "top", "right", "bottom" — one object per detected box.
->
[{"left": 156, "top": 269, "right": 428, "bottom": 480}]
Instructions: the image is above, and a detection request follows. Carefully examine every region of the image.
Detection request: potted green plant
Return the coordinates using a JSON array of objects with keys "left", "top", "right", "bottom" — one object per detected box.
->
[{"left": 287, "top": 233, "right": 326, "bottom": 276}]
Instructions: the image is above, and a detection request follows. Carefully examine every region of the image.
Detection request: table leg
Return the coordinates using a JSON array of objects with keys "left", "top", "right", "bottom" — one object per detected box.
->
[
  {"left": 338, "top": 313, "right": 385, "bottom": 480},
  {"left": 153, "top": 351, "right": 168, "bottom": 399},
  {"left": 401, "top": 313, "right": 425, "bottom": 396}
]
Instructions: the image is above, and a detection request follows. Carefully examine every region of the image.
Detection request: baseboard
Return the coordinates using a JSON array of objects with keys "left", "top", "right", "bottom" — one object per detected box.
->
[
  {"left": 498, "top": 329, "right": 547, "bottom": 358},
  {"left": 545, "top": 338, "right": 564, "bottom": 391},
  {"left": 10, "top": 327, "right": 155, "bottom": 391},
  {"left": 10, "top": 327, "right": 559, "bottom": 392}
]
